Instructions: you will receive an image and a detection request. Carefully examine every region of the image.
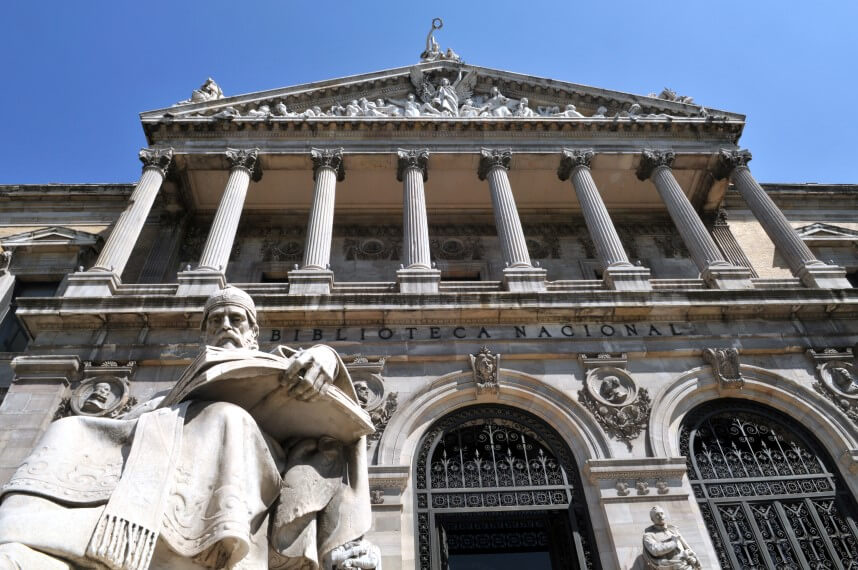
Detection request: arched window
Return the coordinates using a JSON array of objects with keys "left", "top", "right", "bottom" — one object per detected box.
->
[
  {"left": 680, "top": 400, "right": 858, "bottom": 569},
  {"left": 414, "top": 405, "right": 598, "bottom": 570}
]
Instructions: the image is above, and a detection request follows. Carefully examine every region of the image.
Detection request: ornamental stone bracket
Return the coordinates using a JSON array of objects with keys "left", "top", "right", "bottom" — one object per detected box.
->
[
  {"left": 583, "top": 458, "right": 689, "bottom": 504},
  {"left": 470, "top": 346, "right": 500, "bottom": 396},
  {"left": 702, "top": 347, "right": 744, "bottom": 390},
  {"left": 11, "top": 355, "right": 81, "bottom": 387},
  {"left": 812, "top": 360, "right": 858, "bottom": 427},
  {"left": 578, "top": 364, "right": 650, "bottom": 450},
  {"left": 368, "top": 464, "right": 410, "bottom": 509}
]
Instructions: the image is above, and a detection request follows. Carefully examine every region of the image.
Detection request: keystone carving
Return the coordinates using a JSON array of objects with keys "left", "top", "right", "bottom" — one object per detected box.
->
[
  {"left": 702, "top": 348, "right": 744, "bottom": 389},
  {"left": 470, "top": 346, "right": 500, "bottom": 395}
]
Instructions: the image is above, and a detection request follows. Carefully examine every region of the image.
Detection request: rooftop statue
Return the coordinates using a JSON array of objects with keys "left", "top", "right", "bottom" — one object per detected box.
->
[
  {"left": 178, "top": 77, "right": 224, "bottom": 105},
  {"left": 0, "top": 286, "right": 378, "bottom": 570},
  {"left": 642, "top": 506, "right": 702, "bottom": 569},
  {"left": 419, "top": 18, "right": 461, "bottom": 63}
]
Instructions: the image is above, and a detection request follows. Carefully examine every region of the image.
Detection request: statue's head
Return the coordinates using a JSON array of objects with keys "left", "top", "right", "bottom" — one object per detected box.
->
[
  {"left": 649, "top": 506, "right": 666, "bottom": 525},
  {"left": 83, "top": 382, "right": 112, "bottom": 411},
  {"left": 566, "top": 104, "right": 576, "bottom": 111},
  {"left": 520, "top": 98, "right": 529, "bottom": 106},
  {"left": 354, "top": 381, "right": 371, "bottom": 406},
  {"left": 202, "top": 286, "right": 259, "bottom": 350},
  {"left": 440, "top": 78, "right": 450, "bottom": 86}
]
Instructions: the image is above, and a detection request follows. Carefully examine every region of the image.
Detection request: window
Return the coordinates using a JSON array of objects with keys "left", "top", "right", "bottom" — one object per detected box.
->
[
  {"left": 680, "top": 400, "right": 858, "bottom": 569},
  {"left": 415, "top": 405, "right": 598, "bottom": 570}
]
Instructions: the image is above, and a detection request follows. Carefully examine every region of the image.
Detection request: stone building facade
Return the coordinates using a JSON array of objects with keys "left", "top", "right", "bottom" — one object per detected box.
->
[{"left": 1, "top": 51, "right": 857, "bottom": 569}]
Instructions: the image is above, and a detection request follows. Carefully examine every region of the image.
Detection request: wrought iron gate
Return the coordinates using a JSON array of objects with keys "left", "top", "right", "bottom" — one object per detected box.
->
[
  {"left": 680, "top": 400, "right": 858, "bottom": 569},
  {"left": 414, "top": 405, "right": 598, "bottom": 570}
]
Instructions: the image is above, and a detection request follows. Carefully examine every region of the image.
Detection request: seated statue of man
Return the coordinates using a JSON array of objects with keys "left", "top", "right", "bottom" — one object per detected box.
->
[
  {"left": 0, "top": 286, "right": 377, "bottom": 570},
  {"left": 642, "top": 506, "right": 701, "bottom": 570}
]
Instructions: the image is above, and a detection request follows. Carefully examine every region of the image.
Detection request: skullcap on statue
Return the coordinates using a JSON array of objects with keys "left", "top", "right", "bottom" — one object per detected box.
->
[{"left": 201, "top": 286, "right": 257, "bottom": 329}]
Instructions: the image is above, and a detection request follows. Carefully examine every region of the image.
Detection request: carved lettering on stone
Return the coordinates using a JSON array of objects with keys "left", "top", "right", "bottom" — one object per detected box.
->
[
  {"left": 470, "top": 346, "right": 500, "bottom": 395},
  {"left": 578, "top": 366, "right": 651, "bottom": 449},
  {"left": 702, "top": 348, "right": 744, "bottom": 389}
]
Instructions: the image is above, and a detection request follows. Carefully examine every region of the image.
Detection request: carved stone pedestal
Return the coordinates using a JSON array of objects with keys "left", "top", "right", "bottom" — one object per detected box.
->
[
  {"left": 797, "top": 262, "right": 852, "bottom": 289},
  {"left": 396, "top": 267, "right": 440, "bottom": 294},
  {"left": 502, "top": 266, "right": 547, "bottom": 292},
  {"left": 603, "top": 265, "right": 652, "bottom": 292},
  {"left": 176, "top": 269, "right": 226, "bottom": 296},
  {"left": 701, "top": 264, "right": 754, "bottom": 290},
  {"left": 62, "top": 271, "right": 120, "bottom": 297},
  {"left": 288, "top": 268, "right": 334, "bottom": 295}
]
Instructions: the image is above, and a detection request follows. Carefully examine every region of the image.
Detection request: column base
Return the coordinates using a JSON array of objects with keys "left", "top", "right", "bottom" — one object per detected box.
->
[
  {"left": 502, "top": 266, "right": 547, "bottom": 293},
  {"left": 603, "top": 265, "right": 651, "bottom": 292},
  {"left": 701, "top": 264, "right": 754, "bottom": 290},
  {"left": 288, "top": 269, "right": 334, "bottom": 295},
  {"left": 176, "top": 270, "right": 226, "bottom": 296},
  {"left": 797, "top": 263, "right": 852, "bottom": 289},
  {"left": 62, "top": 271, "right": 120, "bottom": 297},
  {"left": 397, "top": 267, "right": 441, "bottom": 294}
]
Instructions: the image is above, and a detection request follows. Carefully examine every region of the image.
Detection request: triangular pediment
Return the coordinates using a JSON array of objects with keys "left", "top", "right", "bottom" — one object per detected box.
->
[
  {"left": 0, "top": 227, "right": 102, "bottom": 249},
  {"left": 142, "top": 62, "right": 742, "bottom": 123},
  {"left": 795, "top": 223, "right": 858, "bottom": 242}
]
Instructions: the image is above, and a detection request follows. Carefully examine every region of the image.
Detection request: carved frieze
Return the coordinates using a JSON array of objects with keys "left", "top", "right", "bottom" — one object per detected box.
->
[
  {"left": 579, "top": 366, "right": 651, "bottom": 449},
  {"left": 470, "top": 346, "right": 500, "bottom": 395},
  {"left": 702, "top": 348, "right": 744, "bottom": 389}
]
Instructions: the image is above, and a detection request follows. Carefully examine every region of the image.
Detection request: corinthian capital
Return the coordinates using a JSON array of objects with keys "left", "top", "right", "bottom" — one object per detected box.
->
[
  {"left": 477, "top": 148, "right": 512, "bottom": 180},
  {"left": 311, "top": 147, "right": 345, "bottom": 181},
  {"left": 397, "top": 149, "right": 430, "bottom": 182},
  {"left": 636, "top": 149, "right": 675, "bottom": 181},
  {"left": 713, "top": 148, "right": 752, "bottom": 180},
  {"left": 557, "top": 148, "right": 595, "bottom": 181},
  {"left": 138, "top": 147, "right": 174, "bottom": 176},
  {"left": 226, "top": 148, "right": 262, "bottom": 181}
]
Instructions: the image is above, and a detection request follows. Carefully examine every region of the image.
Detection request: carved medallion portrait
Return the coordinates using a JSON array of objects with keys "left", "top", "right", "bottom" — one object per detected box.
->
[
  {"left": 69, "top": 376, "right": 131, "bottom": 418},
  {"left": 819, "top": 361, "right": 858, "bottom": 400},
  {"left": 585, "top": 366, "right": 636, "bottom": 407}
]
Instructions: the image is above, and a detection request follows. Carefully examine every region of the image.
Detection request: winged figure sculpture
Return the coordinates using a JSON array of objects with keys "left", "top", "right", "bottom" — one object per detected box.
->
[{"left": 409, "top": 67, "right": 477, "bottom": 117}]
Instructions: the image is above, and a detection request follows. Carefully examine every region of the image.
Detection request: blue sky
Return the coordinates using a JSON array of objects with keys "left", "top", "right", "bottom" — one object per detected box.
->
[{"left": 1, "top": 1, "right": 855, "bottom": 184}]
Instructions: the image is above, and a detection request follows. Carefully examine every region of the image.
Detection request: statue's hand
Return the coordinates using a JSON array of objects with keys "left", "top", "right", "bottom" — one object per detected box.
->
[{"left": 281, "top": 347, "right": 338, "bottom": 401}]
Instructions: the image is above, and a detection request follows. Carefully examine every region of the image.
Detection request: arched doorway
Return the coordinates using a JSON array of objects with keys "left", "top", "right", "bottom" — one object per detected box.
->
[
  {"left": 680, "top": 399, "right": 858, "bottom": 569},
  {"left": 414, "top": 404, "right": 598, "bottom": 570}
]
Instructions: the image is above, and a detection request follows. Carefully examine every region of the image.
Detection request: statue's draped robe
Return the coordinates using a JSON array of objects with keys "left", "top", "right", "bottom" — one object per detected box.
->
[{"left": 0, "top": 346, "right": 371, "bottom": 570}]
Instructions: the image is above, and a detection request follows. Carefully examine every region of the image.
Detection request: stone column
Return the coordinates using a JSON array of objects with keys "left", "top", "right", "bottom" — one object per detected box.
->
[
  {"left": 478, "top": 149, "right": 546, "bottom": 292},
  {"left": 64, "top": 148, "right": 173, "bottom": 297},
  {"left": 715, "top": 149, "right": 850, "bottom": 288},
  {"left": 177, "top": 148, "right": 261, "bottom": 295},
  {"left": 637, "top": 149, "right": 752, "bottom": 289},
  {"left": 288, "top": 148, "right": 344, "bottom": 295},
  {"left": 558, "top": 149, "right": 650, "bottom": 291},
  {"left": 396, "top": 149, "right": 440, "bottom": 293}
]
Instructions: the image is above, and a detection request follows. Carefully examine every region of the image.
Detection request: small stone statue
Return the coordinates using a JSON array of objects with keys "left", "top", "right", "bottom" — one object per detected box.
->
[
  {"left": 420, "top": 18, "right": 461, "bottom": 63},
  {"left": 179, "top": 77, "right": 224, "bottom": 105},
  {"left": 642, "top": 506, "right": 701, "bottom": 569}
]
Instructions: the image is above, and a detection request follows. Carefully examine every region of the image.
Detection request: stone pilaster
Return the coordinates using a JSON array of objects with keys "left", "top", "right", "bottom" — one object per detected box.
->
[
  {"left": 478, "top": 149, "right": 546, "bottom": 292},
  {"left": 715, "top": 149, "right": 850, "bottom": 288},
  {"left": 289, "top": 148, "right": 344, "bottom": 295},
  {"left": 396, "top": 149, "right": 440, "bottom": 293},
  {"left": 559, "top": 149, "right": 650, "bottom": 291},
  {"left": 178, "top": 148, "right": 261, "bottom": 295},
  {"left": 638, "top": 149, "right": 752, "bottom": 289},
  {"left": 64, "top": 148, "right": 173, "bottom": 297},
  {"left": 0, "top": 356, "right": 79, "bottom": 485}
]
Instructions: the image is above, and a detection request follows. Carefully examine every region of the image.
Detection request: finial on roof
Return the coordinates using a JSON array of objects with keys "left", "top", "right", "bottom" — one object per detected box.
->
[{"left": 420, "top": 18, "right": 462, "bottom": 63}]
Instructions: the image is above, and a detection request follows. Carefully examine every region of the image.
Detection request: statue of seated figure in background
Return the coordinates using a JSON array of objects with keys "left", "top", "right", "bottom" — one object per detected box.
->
[
  {"left": 642, "top": 506, "right": 701, "bottom": 569},
  {"left": 0, "top": 286, "right": 379, "bottom": 570}
]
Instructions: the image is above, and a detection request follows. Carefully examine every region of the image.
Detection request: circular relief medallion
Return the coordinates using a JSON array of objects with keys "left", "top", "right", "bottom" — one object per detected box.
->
[
  {"left": 70, "top": 376, "right": 130, "bottom": 417},
  {"left": 351, "top": 374, "right": 385, "bottom": 411},
  {"left": 439, "top": 239, "right": 465, "bottom": 258},
  {"left": 359, "top": 239, "right": 386, "bottom": 257},
  {"left": 820, "top": 361, "right": 858, "bottom": 401},
  {"left": 585, "top": 366, "right": 637, "bottom": 407}
]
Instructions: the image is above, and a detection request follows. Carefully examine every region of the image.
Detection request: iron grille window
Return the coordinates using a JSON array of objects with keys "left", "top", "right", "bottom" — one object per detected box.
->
[
  {"left": 414, "top": 405, "right": 598, "bottom": 570},
  {"left": 680, "top": 400, "right": 858, "bottom": 569}
]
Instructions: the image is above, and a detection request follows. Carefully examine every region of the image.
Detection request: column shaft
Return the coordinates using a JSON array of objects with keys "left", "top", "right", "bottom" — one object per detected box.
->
[
  {"left": 198, "top": 167, "right": 252, "bottom": 271},
  {"left": 731, "top": 166, "right": 819, "bottom": 271},
  {"left": 569, "top": 166, "right": 630, "bottom": 267},
  {"left": 303, "top": 166, "right": 338, "bottom": 269},
  {"left": 650, "top": 166, "right": 727, "bottom": 272},
  {"left": 92, "top": 149, "right": 172, "bottom": 276},
  {"left": 483, "top": 165, "right": 531, "bottom": 268},
  {"left": 402, "top": 166, "right": 431, "bottom": 268}
]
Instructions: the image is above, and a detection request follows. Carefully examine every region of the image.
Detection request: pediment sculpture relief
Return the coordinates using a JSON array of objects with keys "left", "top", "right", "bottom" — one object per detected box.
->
[{"left": 0, "top": 286, "right": 380, "bottom": 570}]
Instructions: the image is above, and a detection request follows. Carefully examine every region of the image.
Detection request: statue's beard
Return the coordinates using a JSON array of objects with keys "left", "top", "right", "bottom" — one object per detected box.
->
[{"left": 208, "top": 330, "right": 255, "bottom": 350}]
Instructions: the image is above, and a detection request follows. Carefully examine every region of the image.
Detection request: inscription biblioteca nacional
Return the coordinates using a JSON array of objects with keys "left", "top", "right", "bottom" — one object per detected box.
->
[{"left": 268, "top": 322, "right": 689, "bottom": 343}]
